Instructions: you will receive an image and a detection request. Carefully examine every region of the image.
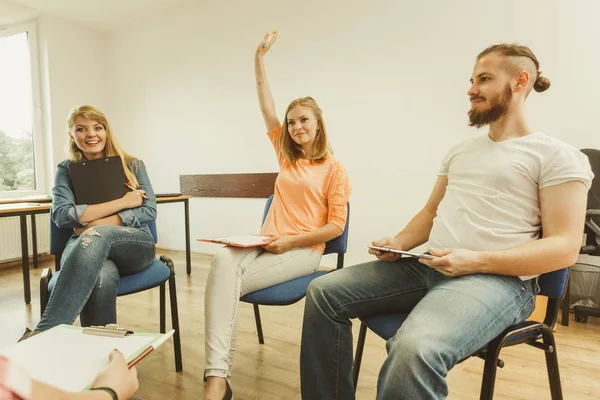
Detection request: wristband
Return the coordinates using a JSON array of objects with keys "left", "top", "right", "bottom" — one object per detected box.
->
[{"left": 90, "top": 387, "right": 118, "bottom": 400}]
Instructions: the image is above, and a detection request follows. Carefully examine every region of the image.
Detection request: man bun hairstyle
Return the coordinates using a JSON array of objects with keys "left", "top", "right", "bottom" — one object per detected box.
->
[{"left": 478, "top": 43, "right": 551, "bottom": 94}]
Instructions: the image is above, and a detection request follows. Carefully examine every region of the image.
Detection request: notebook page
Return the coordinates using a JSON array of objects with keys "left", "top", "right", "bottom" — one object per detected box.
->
[{"left": 0, "top": 325, "right": 159, "bottom": 392}]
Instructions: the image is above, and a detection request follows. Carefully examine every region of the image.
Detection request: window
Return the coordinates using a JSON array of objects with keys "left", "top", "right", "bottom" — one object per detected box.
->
[{"left": 0, "top": 23, "right": 44, "bottom": 197}]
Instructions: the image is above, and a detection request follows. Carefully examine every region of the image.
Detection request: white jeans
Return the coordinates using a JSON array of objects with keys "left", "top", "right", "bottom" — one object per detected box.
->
[{"left": 204, "top": 246, "right": 322, "bottom": 378}]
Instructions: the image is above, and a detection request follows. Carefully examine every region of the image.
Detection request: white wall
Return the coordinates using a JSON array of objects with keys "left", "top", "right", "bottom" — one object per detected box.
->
[
  {"left": 36, "top": 14, "right": 108, "bottom": 175},
  {"left": 106, "top": 0, "right": 600, "bottom": 267},
  {"left": 0, "top": 4, "right": 108, "bottom": 194}
]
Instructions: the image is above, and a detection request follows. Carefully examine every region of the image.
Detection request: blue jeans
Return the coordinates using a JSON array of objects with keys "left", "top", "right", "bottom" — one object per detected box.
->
[
  {"left": 36, "top": 225, "right": 156, "bottom": 331},
  {"left": 300, "top": 257, "right": 537, "bottom": 400}
]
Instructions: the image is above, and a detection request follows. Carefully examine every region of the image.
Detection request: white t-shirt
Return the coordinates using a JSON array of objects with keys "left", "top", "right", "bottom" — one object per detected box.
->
[{"left": 428, "top": 132, "right": 594, "bottom": 280}]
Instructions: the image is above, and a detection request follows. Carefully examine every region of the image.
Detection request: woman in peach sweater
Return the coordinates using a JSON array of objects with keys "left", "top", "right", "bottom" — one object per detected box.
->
[{"left": 202, "top": 31, "right": 351, "bottom": 400}]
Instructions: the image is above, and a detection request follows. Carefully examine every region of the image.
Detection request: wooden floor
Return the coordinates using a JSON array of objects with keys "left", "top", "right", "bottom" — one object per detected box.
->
[{"left": 1, "top": 250, "right": 599, "bottom": 400}]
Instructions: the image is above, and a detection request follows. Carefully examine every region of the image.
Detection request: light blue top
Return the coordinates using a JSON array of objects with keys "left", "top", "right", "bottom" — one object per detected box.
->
[{"left": 51, "top": 158, "right": 157, "bottom": 235}]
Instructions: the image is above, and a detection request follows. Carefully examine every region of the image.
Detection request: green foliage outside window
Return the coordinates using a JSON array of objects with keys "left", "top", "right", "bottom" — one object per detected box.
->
[{"left": 0, "top": 130, "right": 35, "bottom": 191}]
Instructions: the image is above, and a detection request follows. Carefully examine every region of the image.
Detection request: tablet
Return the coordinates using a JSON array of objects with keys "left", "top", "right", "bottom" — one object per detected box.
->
[
  {"left": 155, "top": 193, "right": 182, "bottom": 198},
  {"left": 367, "top": 245, "right": 439, "bottom": 260}
]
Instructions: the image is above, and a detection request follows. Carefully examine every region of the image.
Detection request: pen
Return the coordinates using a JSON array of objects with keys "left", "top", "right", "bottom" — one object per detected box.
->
[
  {"left": 124, "top": 182, "right": 150, "bottom": 200},
  {"left": 127, "top": 330, "right": 175, "bottom": 369}
]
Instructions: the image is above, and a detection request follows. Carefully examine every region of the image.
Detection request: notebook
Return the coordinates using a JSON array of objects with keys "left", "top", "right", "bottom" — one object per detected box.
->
[
  {"left": 198, "top": 234, "right": 273, "bottom": 247},
  {"left": 0, "top": 325, "right": 170, "bottom": 392},
  {"left": 69, "top": 156, "right": 129, "bottom": 205}
]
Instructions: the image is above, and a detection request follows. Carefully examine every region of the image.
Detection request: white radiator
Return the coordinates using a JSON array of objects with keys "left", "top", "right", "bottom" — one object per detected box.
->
[{"left": 0, "top": 215, "right": 50, "bottom": 262}]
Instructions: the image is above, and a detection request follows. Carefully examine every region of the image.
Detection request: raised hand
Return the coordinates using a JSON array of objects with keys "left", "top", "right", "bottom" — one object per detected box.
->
[{"left": 256, "top": 30, "right": 278, "bottom": 58}]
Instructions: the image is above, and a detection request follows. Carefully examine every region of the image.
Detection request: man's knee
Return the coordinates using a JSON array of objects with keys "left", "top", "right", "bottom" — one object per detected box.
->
[
  {"left": 387, "top": 330, "right": 453, "bottom": 372},
  {"left": 306, "top": 272, "right": 341, "bottom": 306}
]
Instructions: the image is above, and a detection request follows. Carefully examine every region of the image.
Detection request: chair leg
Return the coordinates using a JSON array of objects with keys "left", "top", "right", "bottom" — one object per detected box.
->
[
  {"left": 161, "top": 255, "right": 183, "bottom": 372},
  {"left": 160, "top": 283, "right": 166, "bottom": 334},
  {"left": 479, "top": 336, "right": 503, "bottom": 400},
  {"left": 561, "top": 277, "right": 570, "bottom": 326},
  {"left": 253, "top": 304, "right": 265, "bottom": 344},
  {"left": 55, "top": 252, "right": 62, "bottom": 271},
  {"left": 352, "top": 322, "right": 368, "bottom": 391},
  {"left": 39, "top": 268, "right": 52, "bottom": 317},
  {"left": 336, "top": 253, "right": 345, "bottom": 270},
  {"left": 169, "top": 275, "right": 183, "bottom": 372},
  {"left": 540, "top": 326, "right": 563, "bottom": 399}
]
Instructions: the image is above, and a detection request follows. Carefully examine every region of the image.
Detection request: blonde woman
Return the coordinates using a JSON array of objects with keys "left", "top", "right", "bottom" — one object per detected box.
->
[
  {"left": 203, "top": 31, "right": 351, "bottom": 400},
  {"left": 32, "top": 105, "right": 157, "bottom": 333}
]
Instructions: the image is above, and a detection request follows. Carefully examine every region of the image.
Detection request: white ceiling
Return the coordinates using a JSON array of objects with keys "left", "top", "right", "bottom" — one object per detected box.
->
[
  {"left": 0, "top": 1, "right": 39, "bottom": 27},
  {"left": 2, "top": 0, "right": 198, "bottom": 32}
]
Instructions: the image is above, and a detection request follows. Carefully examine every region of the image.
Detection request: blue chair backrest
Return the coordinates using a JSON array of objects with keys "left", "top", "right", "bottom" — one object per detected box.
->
[
  {"left": 148, "top": 222, "right": 158, "bottom": 243},
  {"left": 49, "top": 210, "right": 74, "bottom": 256},
  {"left": 50, "top": 210, "right": 158, "bottom": 255},
  {"left": 261, "top": 194, "right": 350, "bottom": 255},
  {"left": 537, "top": 267, "right": 569, "bottom": 299}
]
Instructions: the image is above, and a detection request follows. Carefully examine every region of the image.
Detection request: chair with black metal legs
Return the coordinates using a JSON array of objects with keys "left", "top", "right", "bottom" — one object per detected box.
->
[
  {"left": 240, "top": 194, "right": 350, "bottom": 344},
  {"left": 352, "top": 267, "right": 568, "bottom": 400},
  {"left": 40, "top": 216, "right": 183, "bottom": 371}
]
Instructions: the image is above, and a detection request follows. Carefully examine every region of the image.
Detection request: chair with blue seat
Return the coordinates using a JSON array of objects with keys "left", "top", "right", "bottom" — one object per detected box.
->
[
  {"left": 240, "top": 194, "right": 350, "bottom": 344},
  {"left": 39, "top": 215, "right": 183, "bottom": 371},
  {"left": 352, "top": 267, "right": 568, "bottom": 399},
  {"left": 565, "top": 148, "right": 600, "bottom": 324}
]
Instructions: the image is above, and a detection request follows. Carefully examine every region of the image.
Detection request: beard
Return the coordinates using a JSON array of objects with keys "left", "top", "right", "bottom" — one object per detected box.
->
[{"left": 468, "top": 84, "right": 513, "bottom": 128}]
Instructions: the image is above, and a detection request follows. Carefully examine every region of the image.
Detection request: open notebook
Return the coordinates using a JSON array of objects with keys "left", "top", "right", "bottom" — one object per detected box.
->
[
  {"left": 0, "top": 325, "right": 170, "bottom": 392},
  {"left": 198, "top": 234, "right": 273, "bottom": 248}
]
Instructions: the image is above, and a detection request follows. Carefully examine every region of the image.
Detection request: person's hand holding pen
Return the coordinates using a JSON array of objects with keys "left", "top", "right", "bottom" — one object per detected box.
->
[
  {"left": 122, "top": 183, "right": 148, "bottom": 209},
  {"left": 90, "top": 350, "right": 139, "bottom": 400},
  {"left": 124, "top": 182, "right": 150, "bottom": 200}
]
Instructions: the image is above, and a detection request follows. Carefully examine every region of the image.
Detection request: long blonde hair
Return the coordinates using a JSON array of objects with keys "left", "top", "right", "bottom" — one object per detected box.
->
[
  {"left": 66, "top": 105, "right": 139, "bottom": 187},
  {"left": 280, "top": 97, "right": 333, "bottom": 164}
]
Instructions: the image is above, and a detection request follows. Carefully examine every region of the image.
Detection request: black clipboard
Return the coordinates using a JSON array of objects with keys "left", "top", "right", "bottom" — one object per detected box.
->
[{"left": 69, "top": 156, "right": 129, "bottom": 205}]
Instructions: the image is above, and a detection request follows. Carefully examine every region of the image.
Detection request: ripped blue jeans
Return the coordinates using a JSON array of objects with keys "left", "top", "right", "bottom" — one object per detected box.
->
[{"left": 36, "top": 225, "right": 156, "bottom": 331}]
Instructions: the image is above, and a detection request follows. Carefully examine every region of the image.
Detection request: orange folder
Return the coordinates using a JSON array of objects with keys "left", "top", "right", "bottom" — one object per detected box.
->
[{"left": 197, "top": 234, "right": 273, "bottom": 248}]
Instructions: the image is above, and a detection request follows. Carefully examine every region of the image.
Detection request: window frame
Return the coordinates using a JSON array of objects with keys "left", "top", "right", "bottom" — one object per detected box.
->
[{"left": 0, "top": 22, "right": 46, "bottom": 198}]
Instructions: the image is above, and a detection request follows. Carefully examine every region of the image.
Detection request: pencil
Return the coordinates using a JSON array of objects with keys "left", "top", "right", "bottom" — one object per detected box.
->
[
  {"left": 127, "top": 330, "right": 175, "bottom": 369},
  {"left": 124, "top": 182, "right": 150, "bottom": 200},
  {"left": 127, "top": 346, "right": 153, "bottom": 369}
]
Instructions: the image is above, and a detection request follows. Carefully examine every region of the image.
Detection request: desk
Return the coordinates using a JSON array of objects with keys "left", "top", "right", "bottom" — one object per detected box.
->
[
  {"left": 0, "top": 195, "right": 193, "bottom": 304},
  {"left": 154, "top": 196, "right": 192, "bottom": 275},
  {"left": 0, "top": 203, "right": 51, "bottom": 304},
  {"left": 0, "top": 197, "right": 52, "bottom": 205}
]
